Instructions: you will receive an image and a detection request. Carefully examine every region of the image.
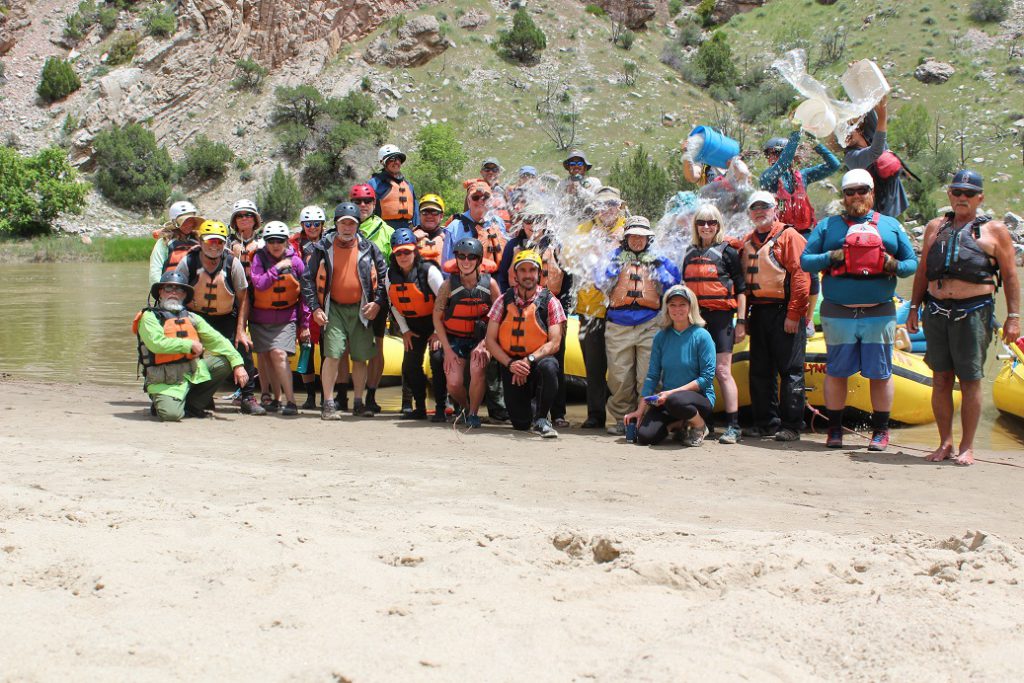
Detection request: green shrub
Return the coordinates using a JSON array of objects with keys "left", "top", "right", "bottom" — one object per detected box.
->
[
  {"left": 696, "top": 0, "right": 716, "bottom": 27},
  {"left": 737, "top": 80, "right": 798, "bottom": 123},
  {"left": 272, "top": 84, "right": 324, "bottom": 129},
  {"left": 0, "top": 146, "right": 89, "bottom": 235},
  {"left": 64, "top": 0, "right": 98, "bottom": 41},
  {"left": 621, "top": 59, "right": 639, "bottom": 86},
  {"left": 93, "top": 122, "right": 174, "bottom": 211},
  {"left": 37, "top": 57, "right": 81, "bottom": 103},
  {"left": 300, "top": 91, "right": 387, "bottom": 196},
  {"left": 694, "top": 32, "right": 738, "bottom": 87},
  {"left": 888, "top": 103, "right": 931, "bottom": 159},
  {"left": 143, "top": 3, "right": 176, "bottom": 37},
  {"left": 177, "top": 134, "right": 234, "bottom": 185},
  {"left": 276, "top": 122, "right": 310, "bottom": 159},
  {"left": 403, "top": 122, "right": 469, "bottom": 215},
  {"left": 969, "top": 0, "right": 1009, "bottom": 22},
  {"left": 615, "top": 29, "right": 635, "bottom": 50},
  {"left": 498, "top": 7, "right": 547, "bottom": 64},
  {"left": 230, "top": 57, "right": 268, "bottom": 91},
  {"left": 608, "top": 145, "right": 674, "bottom": 223},
  {"left": 675, "top": 18, "right": 703, "bottom": 47},
  {"left": 105, "top": 31, "right": 139, "bottom": 66},
  {"left": 584, "top": 4, "right": 606, "bottom": 16},
  {"left": 668, "top": 0, "right": 682, "bottom": 15},
  {"left": 258, "top": 164, "right": 303, "bottom": 223},
  {"left": 97, "top": 5, "right": 118, "bottom": 32}
]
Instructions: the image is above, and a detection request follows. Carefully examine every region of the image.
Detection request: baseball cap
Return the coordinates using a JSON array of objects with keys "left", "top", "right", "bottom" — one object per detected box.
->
[
  {"left": 841, "top": 169, "right": 874, "bottom": 190},
  {"left": 517, "top": 165, "right": 537, "bottom": 177},
  {"left": 746, "top": 190, "right": 778, "bottom": 210},
  {"left": 948, "top": 169, "right": 983, "bottom": 191},
  {"left": 481, "top": 157, "right": 502, "bottom": 171}
]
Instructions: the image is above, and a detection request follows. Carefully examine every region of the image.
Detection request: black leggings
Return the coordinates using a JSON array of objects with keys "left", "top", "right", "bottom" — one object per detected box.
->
[
  {"left": 637, "top": 391, "right": 713, "bottom": 446},
  {"left": 402, "top": 320, "right": 445, "bottom": 407}
]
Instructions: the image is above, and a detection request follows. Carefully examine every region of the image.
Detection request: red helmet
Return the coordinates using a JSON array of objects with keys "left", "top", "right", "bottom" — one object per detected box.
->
[{"left": 350, "top": 184, "right": 376, "bottom": 200}]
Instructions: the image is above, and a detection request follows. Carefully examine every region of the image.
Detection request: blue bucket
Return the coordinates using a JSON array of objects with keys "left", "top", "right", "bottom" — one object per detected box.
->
[{"left": 689, "top": 126, "right": 741, "bottom": 169}]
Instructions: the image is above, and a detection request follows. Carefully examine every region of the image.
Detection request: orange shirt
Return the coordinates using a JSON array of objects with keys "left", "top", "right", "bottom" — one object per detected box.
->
[{"left": 331, "top": 241, "right": 362, "bottom": 305}]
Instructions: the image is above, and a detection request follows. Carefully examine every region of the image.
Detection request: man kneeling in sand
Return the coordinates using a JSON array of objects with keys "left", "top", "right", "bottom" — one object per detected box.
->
[{"left": 134, "top": 272, "right": 249, "bottom": 421}]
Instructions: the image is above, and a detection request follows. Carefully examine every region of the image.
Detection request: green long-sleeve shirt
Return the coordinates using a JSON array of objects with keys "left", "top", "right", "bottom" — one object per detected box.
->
[{"left": 137, "top": 309, "right": 243, "bottom": 399}]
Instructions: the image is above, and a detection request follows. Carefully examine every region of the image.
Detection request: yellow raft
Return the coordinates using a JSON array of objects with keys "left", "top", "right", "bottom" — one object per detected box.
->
[
  {"left": 720, "top": 331, "right": 958, "bottom": 425},
  {"left": 993, "top": 340, "right": 1024, "bottom": 421}
]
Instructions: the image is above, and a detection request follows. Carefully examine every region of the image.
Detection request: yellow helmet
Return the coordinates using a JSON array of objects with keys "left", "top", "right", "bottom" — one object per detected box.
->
[
  {"left": 419, "top": 193, "right": 446, "bottom": 214},
  {"left": 197, "top": 220, "right": 229, "bottom": 240},
  {"left": 512, "top": 249, "right": 542, "bottom": 271}
]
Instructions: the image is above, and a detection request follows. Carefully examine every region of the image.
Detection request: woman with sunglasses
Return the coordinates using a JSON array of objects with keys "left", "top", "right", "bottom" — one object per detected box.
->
[
  {"left": 291, "top": 205, "right": 327, "bottom": 409},
  {"left": 386, "top": 228, "right": 446, "bottom": 420},
  {"left": 681, "top": 205, "right": 746, "bottom": 444},
  {"left": 150, "top": 200, "right": 203, "bottom": 285},
  {"left": 249, "top": 221, "right": 310, "bottom": 416},
  {"left": 842, "top": 96, "right": 908, "bottom": 218},
  {"left": 443, "top": 179, "right": 507, "bottom": 268},
  {"left": 226, "top": 199, "right": 263, "bottom": 283}
]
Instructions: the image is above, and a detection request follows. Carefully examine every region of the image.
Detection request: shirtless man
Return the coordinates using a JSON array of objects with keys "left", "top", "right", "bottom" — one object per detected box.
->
[{"left": 907, "top": 170, "right": 1021, "bottom": 465}]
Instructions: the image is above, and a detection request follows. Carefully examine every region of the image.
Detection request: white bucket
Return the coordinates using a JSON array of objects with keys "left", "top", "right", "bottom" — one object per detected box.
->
[
  {"left": 842, "top": 60, "right": 891, "bottom": 104},
  {"left": 793, "top": 98, "right": 837, "bottom": 138}
]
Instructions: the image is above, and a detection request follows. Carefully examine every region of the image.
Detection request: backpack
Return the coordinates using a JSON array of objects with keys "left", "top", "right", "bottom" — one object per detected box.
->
[{"left": 830, "top": 213, "right": 886, "bottom": 278}]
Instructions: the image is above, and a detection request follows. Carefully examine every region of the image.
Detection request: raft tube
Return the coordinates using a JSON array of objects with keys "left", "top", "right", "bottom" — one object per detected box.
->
[{"left": 993, "top": 339, "right": 1024, "bottom": 421}]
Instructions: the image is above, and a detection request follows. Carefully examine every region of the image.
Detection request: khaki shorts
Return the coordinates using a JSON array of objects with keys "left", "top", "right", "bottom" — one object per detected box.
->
[{"left": 323, "top": 302, "right": 376, "bottom": 361}]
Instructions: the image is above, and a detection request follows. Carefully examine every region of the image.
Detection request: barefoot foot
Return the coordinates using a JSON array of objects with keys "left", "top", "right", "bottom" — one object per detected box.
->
[
  {"left": 925, "top": 444, "right": 953, "bottom": 462},
  {"left": 954, "top": 449, "right": 975, "bottom": 466}
]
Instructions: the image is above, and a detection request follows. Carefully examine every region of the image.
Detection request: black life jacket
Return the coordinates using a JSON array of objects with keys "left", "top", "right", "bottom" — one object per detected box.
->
[{"left": 925, "top": 214, "right": 999, "bottom": 288}]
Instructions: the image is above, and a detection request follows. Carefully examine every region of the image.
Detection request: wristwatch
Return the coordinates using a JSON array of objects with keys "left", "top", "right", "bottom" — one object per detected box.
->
[
  {"left": 527, "top": 354, "right": 536, "bottom": 364},
  {"left": 736, "top": 319, "right": 746, "bottom": 326}
]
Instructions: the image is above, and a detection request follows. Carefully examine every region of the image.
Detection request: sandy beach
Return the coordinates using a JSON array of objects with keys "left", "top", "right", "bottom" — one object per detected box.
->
[{"left": 1, "top": 378, "right": 1023, "bottom": 681}]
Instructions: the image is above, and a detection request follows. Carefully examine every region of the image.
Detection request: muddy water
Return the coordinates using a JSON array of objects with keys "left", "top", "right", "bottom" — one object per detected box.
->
[{"left": 0, "top": 261, "right": 1021, "bottom": 450}]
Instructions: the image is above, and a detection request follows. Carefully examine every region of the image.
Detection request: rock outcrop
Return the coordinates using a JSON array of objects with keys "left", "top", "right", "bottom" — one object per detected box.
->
[
  {"left": 914, "top": 59, "right": 955, "bottom": 84},
  {"left": 363, "top": 15, "right": 450, "bottom": 67},
  {"left": 706, "top": 0, "right": 769, "bottom": 25},
  {"left": 594, "top": 0, "right": 657, "bottom": 30},
  {"left": 0, "top": 1, "right": 30, "bottom": 56}
]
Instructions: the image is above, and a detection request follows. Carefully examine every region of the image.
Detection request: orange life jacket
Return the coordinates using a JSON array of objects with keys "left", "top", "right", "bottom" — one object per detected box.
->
[
  {"left": 481, "top": 224, "right": 507, "bottom": 264},
  {"left": 609, "top": 261, "right": 662, "bottom": 310},
  {"left": 443, "top": 273, "right": 493, "bottom": 339},
  {"left": 379, "top": 177, "right": 414, "bottom": 222},
  {"left": 743, "top": 227, "right": 790, "bottom": 303},
  {"left": 507, "top": 241, "right": 565, "bottom": 296},
  {"left": 163, "top": 239, "right": 198, "bottom": 273},
  {"left": 496, "top": 289, "right": 551, "bottom": 358},
  {"left": 251, "top": 251, "right": 301, "bottom": 311},
  {"left": 230, "top": 236, "right": 259, "bottom": 281},
  {"left": 683, "top": 243, "right": 737, "bottom": 311},
  {"left": 388, "top": 262, "right": 435, "bottom": 320},
  {"left": 414, "top": 227, "right": 446, "bottom": 267},
  {"left": 132, "top": 308, "right": 200, "bottom": 367},
  {"left": 185, "top": 251, "right": 237, "bottom": 316}
]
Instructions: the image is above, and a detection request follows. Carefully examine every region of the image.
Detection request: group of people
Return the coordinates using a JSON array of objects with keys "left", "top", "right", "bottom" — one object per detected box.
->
[{"left": 137, "top": 121, "right": 1020, "bottom": 461}]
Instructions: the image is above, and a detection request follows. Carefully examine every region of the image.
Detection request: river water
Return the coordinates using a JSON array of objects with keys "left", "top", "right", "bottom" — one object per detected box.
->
[{"left": 0, "top": 261, "right": 1021, "bottom": 450}]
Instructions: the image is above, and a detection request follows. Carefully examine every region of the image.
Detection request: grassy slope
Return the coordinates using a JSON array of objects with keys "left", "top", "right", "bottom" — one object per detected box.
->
[{"left": 323, "top": 0, "right": 1023, "bottom": 216}]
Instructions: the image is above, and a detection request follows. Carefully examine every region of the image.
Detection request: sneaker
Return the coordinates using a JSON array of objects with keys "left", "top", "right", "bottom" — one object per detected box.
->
[
  {"left": 334, "top": 393, "right": 349, "bottom": 412},
  {"left": 581, "top": 417, "right": 605, "bottom": 429},
  {"left": 240, "top": 397, "right": 266, "bottom": 416},
  {"left": 685, "top": 425, "right": 709, "bottom": 447},
  {"left": 742, "top": 425, "right": 777, "bottom": 438},
  {"left": 718, "top": 425, "right": 741, "bottom": 444},
  {"left": 774, "top": 427, "right": 801, "bottom": 442},
  {"left": 466, "top": 414, "right": 483, "bottom": 429},
  {"left": 430, "top": 406, "right": 448, "bottom": 423},
  {"left": 553, "top": 417, "right": 570, "bottom": 429},
  {"left": 826, "top": 427, "right": 844, "bottom": 448},
  {"left": 320, "top": 400, "right": 341, "bottom": 421},
  {"left": 184, "top": 405, "right": 209, "bottom": 419},
  {"left": 266, "top": 399, "right": 281, "bottom": 414},
  {"left": 281, "top": 402, "right": 299, "bottom": 417},
  {"left": 532, "top": 418, "right": 559, "bottom": 438},
  {"left": 401, "top": 408, "right": 427, "bottom": 420},
  {"left": 606, "top": 422, "right": 625, "bottom": 436},
  {"left": 301, "top": 395, "right": 317, "bottom": 410},
  {"left": 352, "top": 401, "right": 374, "bottom": 418},
  {"left": 867, "top": 429, "right": 889, "bottom": 452}
]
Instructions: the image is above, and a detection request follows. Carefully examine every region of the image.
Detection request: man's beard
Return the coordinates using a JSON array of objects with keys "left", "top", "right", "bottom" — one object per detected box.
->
[
  {"left": 160, "top": 297, "right": 184, "bottom": 312},
  {"left": 845, "top": 198, "right": 872, "bottom": 217}
]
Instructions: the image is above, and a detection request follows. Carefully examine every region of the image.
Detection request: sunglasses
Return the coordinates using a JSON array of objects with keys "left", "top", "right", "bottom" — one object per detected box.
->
[
  {"left": 482, "top": 166, "right": 500, "bottom": 172},
  {"left": 421, "top": 208, "right": 442, "bottom": 216},
  {"left": 162, "top": 285, "right": 187, "bottom": 293},
  {"left": 695, "top": 219, "right": 719, "bottom": 227},
  {"left": 950, "top": 189, "right": 980, "bottom": 198},
  {"left": 235, "top": 213, "right": 256, "bottom": 219},
  {"left": 455, "top": 253, "right": 481, "bottom": 261},
  {"left": 265, "top": 237, "right": 287, "bottom": 244},
  {"left": 748, "top": 202, "right": 773, "bottom": 211},
  {"left": 470, "top": 194, "right": 491, "bottom": 201},
  {"left": 352, "top": 198, "right": 375, "bottom": 205},
  {"left": 567, "top": 161, "right": 585, "bottom": 167},
  {"left": 600, "top": 200, "right": 621, "bottom": 209},
  {"left": 301, "top": 221, "right": 324, "bottom": 228},
  {"left": 384, "top": 156, "right": 403, "bottom": 164},
  {"left": 843, "top": 187, "right": 872, "bottom": 196}
]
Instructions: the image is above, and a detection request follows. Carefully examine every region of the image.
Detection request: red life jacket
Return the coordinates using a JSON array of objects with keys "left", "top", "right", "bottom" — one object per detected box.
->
[
  {"left": 683, "top": 243, "right": 737, "bottom": 311},
  {"left": 776, "top": 170, "right": 816, "bottom": 231},
  {"left": 830, "top": 213, "right": 886, "bottom": 278}
]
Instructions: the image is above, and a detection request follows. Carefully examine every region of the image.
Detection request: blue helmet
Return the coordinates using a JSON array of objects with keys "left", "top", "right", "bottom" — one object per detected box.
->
[{"left": 390, "top": 227, "right": 418, "bottom": 249}]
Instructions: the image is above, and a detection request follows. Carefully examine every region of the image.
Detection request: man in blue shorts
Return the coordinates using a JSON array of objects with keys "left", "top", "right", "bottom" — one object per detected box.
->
[{"left": 801, "top": 169, "right": 918, "bottom": 451}]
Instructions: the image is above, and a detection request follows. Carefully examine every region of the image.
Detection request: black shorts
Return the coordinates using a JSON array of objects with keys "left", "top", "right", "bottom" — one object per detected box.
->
[
  {"left": 700, "top": 308, "right": 735, "bottom": 354},
  {"left": 372, "top": 300, "right": 390, "bottom": 337}
]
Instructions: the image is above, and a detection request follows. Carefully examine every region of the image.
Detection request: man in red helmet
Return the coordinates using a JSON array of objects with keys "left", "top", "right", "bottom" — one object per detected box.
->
[{"left": 351, "top": 183, "right": 394, "bottom": 412}]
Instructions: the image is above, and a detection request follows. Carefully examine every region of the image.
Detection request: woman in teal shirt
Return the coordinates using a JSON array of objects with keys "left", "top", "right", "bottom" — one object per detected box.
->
[{"left": 625, "top": 285, "right": 717, "bottom": 447}]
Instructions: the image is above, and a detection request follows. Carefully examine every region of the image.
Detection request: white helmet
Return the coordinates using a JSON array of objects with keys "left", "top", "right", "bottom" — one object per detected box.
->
[
  {"left": 168, "top": 200, "right": 197, "bottom": 221},
  {"left": 229, "top": 199, "right": 261, "bottom": 229},
  {"left": 261, "top": 221, "right": 290, "bottom": 240},
  {"left": 378, "top": 144, "right": 406, "bottom": 165},
  {"left": 299, "top": 205, "right": 327, "bottom": 223}
]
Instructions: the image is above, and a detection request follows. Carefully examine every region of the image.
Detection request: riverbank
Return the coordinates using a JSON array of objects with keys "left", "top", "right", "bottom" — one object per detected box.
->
[
  {"left": 0, "top": 234, "right": 153, "bottom": 264},
  {"left": 2, "top": 378, "right": 1023, "bottom": 680}
]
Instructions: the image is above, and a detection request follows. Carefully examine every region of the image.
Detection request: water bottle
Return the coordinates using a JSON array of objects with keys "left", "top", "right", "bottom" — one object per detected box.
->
[
  {"left": 625, "top": 419, "right": 637, "bottom": 444},
  {"left": 296, "top": 342, "right": 312, "bottom": 374}
]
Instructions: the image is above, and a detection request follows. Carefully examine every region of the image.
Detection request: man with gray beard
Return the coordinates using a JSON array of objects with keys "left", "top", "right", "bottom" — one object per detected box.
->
[{"left": 134, "top": 272, "right": 249, "bottom": 421}]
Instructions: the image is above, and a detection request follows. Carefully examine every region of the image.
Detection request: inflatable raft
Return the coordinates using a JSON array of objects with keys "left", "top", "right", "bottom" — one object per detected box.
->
[{"left": 993, "top": 338, "right": 1024, "bottom": 421}]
